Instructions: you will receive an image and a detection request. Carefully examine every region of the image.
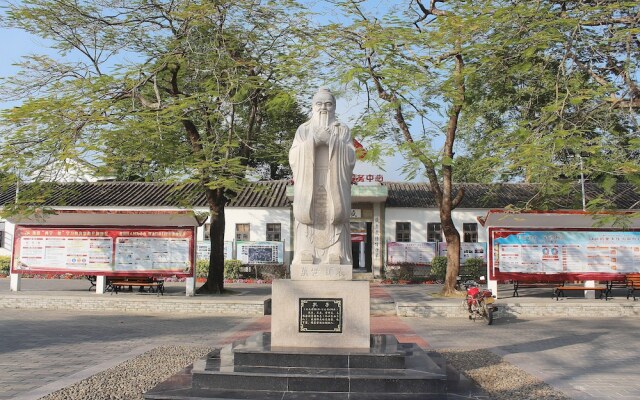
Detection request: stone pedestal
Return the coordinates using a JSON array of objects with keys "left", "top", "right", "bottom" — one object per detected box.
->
[
  {"left": 271, "top": 279, "right": 370, "bottom": 349},
  {"left": 289, "top": 263, "right": 352, "bottom": 280},
  {"left": 144, "top": 333, "right": 461, "bottom": 400}
]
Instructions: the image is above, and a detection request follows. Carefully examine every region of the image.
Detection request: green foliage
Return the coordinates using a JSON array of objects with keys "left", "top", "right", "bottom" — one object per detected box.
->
[
  {"left": 196, "top": 259, "right": 209, "bottom": 279},
  {"left": 256, "top": 265, "right": 286, "bottom": 280},
  {"left": 463, "top": 258, "right": 485, "bottom": 281},
  {"left": 430, "top": 256, "right": 448, "bottom": 281},
  {"left": 0, "top": 0, "right": 314, "bottom": 293},
  {"left": 197, "top": 259, "right": 245, "bottom": 279},
  {"left": 0, "top": 256, "right": 11, "bottom": 275},
  {"left": 224, "top": 260, "right": 243, "bottom": 280}
]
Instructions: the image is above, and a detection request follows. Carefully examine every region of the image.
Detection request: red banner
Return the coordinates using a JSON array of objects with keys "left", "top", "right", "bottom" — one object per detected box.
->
[{"left": 12, "top": 226, "right": 195, "bottom": 277}]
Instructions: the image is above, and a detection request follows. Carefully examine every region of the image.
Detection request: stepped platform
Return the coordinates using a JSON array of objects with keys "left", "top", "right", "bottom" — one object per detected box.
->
[{"left": 145, "top": 333, "right": 480, "bottom": 399}]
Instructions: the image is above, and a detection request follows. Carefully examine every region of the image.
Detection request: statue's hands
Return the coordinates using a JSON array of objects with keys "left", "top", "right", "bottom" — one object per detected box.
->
[{"left": 313, "top": 126, "right": 332, "bottom": 144}]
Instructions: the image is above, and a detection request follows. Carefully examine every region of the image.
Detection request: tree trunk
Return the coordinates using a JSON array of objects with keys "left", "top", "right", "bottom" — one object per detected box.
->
[
  {"left": 440, "top": 212, "right": 461, "bottom": 296},
  {"left": 197, "top": 188, "right": 226, "bottom": 294}
]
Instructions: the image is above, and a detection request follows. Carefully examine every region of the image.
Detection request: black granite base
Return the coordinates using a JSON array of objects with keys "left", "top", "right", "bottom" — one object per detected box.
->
[{"left": 144, "top": 333, "right": 488, "bottom": 400}]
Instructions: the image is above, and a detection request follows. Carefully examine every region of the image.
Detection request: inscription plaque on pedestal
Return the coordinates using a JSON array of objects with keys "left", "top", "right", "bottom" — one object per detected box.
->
[{"left": 299, "top": 298, "right": 342, "bottom": 333}]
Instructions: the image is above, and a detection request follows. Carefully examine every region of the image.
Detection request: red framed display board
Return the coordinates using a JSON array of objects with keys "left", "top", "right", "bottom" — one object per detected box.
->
[
  {"left": 11, "top": 226, "right": 195, "bottom": 277},
  {"left": 489, "top": 227, "right": 640, "bottom": 281}
]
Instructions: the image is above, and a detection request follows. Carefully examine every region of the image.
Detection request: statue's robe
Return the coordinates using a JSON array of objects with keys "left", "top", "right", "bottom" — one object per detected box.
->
[{"left": 289, "top": 120, "right": 356, "bottom": 265}]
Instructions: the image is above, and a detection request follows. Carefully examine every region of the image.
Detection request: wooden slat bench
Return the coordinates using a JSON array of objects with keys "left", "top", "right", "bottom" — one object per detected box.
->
[
  {"left": 85, "top": 275, "right": 97, "bottom": 291},
  {"left": 626, "top": 273, "right": 640, "bottom": 301},
  {"left": 553, "top": 284, "right": 608, "bottom": 301},
  {"left": 513, "top": 280, "right": 565, "bottom": 297},
  {"left": 605, "top": 278, "right": 628, "bottom": 299},
  {"left": 107, "top": 277, "right": 165, "bottom": 296}
]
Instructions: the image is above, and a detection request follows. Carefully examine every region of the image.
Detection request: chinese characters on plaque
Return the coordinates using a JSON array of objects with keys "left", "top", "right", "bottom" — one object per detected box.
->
[{"left": 299, "top": 298, "right": 343, "bottom": 333}]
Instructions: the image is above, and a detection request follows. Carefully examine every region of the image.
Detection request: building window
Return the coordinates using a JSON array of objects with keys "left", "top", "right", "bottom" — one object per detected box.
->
[
  {"left": 235, "top": 223, "right": 250, "bottom": 241},
  {"left": 463, "top": 223, "right": 478, "bottom": 242},
  {"left": 396, "top": 222, "right": 411, "bottom": 242},
  {"left": 203, "top": 223, "right": 211, "bottom": 241},
  {"left": 427, "top": 223, "right": 442, "bottom": 242},
  {"left": 266, "top": 223, "right": 281, "bottom": 241},
  {"left": 0, "top": 222, "right": 4, "bottom": 248}
]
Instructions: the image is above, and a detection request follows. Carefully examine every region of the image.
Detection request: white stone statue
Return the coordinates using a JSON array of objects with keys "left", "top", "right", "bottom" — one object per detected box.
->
[{"left": 289, "top": 88, "right": 356, "bottom": 265}]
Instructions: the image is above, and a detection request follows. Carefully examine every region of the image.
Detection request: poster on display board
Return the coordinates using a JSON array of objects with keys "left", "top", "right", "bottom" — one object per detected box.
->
[
  {"left": 489, "top": 229, "right": 640, "bottom": 279},
  {"left": 11, "top": 226, "right": 195, "bottom": 276},
  {"left": 439, "top": 242, "right": 487, "bottom": 262},
  {"left": 387, "top": 242, "right": 437, "bottom": 265},
  {"left": 236, "top": 241, "right": 284, "bottom": 264},
  {"left": 196, "top": 241, "right": 234, "bottom": 261}
]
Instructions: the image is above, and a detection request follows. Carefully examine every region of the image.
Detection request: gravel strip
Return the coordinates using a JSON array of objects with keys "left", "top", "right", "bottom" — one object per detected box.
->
[
  {"left": 439, "top": 348, "right": 569, "bottom": 400},
  {"left": 40, "top": 345, "right": 213, "bottom": 400}
]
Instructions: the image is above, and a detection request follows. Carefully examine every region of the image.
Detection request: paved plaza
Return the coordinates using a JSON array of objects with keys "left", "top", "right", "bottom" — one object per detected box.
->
[{"left": 1, "top": 279, "right": 640, "bottom": 399}]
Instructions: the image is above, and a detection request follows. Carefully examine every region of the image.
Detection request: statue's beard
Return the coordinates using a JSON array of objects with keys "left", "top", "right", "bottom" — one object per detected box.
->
[{"left": 314, "top": 110, "right": 331, "bottom": 127}]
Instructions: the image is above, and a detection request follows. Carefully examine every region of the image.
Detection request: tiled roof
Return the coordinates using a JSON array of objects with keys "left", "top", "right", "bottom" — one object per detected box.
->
[
  {"left": 383, "top": 182, "right": 640, "bottom": 210},
  {"left": 0, "top": 180, "right": 637, "bottom": 210},
  {"left": 227, "top": 180, "right": 291, "bottom": 208},
  {"left": 0, "top": 180, "right": 293, "bottom": 208}
]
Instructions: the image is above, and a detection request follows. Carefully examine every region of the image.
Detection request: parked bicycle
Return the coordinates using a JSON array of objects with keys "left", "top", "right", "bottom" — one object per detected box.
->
[{"left": 460, "top": 276, "right": 498, "bottom": 325}]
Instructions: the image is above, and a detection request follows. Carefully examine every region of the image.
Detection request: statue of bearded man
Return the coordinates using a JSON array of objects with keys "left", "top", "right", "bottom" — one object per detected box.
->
[{"left": 289, "top": 88, "right": 356, "bottom": 265}]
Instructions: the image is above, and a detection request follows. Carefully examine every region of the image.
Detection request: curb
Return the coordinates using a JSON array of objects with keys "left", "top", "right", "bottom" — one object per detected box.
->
[
  {"left": 397, "top": 301, "right": 640, "bottom": 318},
  {"left": 0, "top": 294, "right": 267, "bottom": 315}
]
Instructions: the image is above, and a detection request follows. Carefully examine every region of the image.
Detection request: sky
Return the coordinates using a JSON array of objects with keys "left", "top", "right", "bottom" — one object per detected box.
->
[{"left": 0, "top": 2, "right": 424, "bottom": 183}]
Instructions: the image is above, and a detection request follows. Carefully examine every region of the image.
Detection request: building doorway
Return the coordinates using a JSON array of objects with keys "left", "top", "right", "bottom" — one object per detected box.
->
[{"left": 351, "top": 222, "right": 372, "bottom": 272}]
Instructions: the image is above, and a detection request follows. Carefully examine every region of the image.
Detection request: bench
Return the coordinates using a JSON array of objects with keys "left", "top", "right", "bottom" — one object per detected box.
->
[
  {"left": 605, "top": 278, "right": 628, "bottom": 299},
  {"left": 107, "top": 277, "right": 165, "bottom": 296},
  {"left": 553, "top": 284, "right": 608, "bottom": 301},
  {"left": 513, "top": 280, "right": 566, "bottom": 297},
  {"left": 625, "top": 273, "right": 640, "bottom": 301},
  {"left": 85, "top": 275, "right": 97, "bottom": 291}
]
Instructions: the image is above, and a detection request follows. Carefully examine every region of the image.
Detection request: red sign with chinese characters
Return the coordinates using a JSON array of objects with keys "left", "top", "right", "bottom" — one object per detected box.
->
[
  {"left": 351, "top": 174, "right": 384, "bottom": 184},
  {"left": 12, "top": 226, "right": 195, "bottom": 277}
]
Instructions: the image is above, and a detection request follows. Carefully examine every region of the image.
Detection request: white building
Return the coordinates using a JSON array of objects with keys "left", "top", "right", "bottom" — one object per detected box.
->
[{"left": 1, "top": 180, "right": 639, "bottom": 279}]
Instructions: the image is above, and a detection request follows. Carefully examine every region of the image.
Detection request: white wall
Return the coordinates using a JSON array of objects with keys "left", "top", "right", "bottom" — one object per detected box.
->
[
  {"left": 384, "top": 208, "right": 488, "bottom": 243},
  {"left": 211, "top": 207, "right": 293, "bottom": 265},
  {"left": 385, "top": 208, "right": 434, "bottom": 243}
]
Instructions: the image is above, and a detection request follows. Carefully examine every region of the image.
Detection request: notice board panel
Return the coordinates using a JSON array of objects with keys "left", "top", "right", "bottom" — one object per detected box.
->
[
  {"left": 489, "top": 228, "right": 640, "bottom": 280},
  {"left": 236, "top": 241, "right": 284, "bottom": 264},
  {"left": 387, "top": 242, "right": 437, "bottom": 265},
  {"left": 11, "top": 226, "right": 195, "bottom": 276}
]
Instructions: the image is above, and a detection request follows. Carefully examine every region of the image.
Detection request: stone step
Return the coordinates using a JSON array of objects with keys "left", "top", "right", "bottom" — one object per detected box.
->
[
  {"left": 191, "top": 367, "right": 447, "bottom": 393},
  {"left": 370, "top": 300, "right": 397, "bottom": 316},
  {"left": 145, "top": 388, "right": 449, "bottom": 399},
  {"left": 232, "top": 348, "right": 406, "bottom": 369},
  {"left": 189, "top": 334, "right": 446, "bottom": 394},
  {"left": 352, "top": 271, "right": 373, "bottom": 280},
  {"left": 145, "top": 334, "right": 452, "bottom": 400},
  {"left": 228, "top": 333, "right": 406, "bottom": 369}
]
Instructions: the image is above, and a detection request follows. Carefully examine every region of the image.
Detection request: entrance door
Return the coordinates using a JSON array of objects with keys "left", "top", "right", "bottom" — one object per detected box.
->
[{"left": 352, "top": 242, "right": 361, "bottom": 269}]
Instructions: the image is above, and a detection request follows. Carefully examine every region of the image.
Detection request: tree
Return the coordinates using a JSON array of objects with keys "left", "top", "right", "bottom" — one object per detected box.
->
[
  {"left": 326, "top": 0, "right": 480, "bottom": 295},
  {"left": 459, "top": 0, "right": 639, "bottom": 210},
  {"left": 327, "top": 0, "right": 638, "bottom": 294},
  {"left": 0, "top": 0, "right": 311, "bottom": 293}
]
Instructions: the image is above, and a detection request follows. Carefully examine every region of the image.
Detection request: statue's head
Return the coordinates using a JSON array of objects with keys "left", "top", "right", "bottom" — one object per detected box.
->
[{"left": 311, "top": 88, "right": 336, "bottom": 124}]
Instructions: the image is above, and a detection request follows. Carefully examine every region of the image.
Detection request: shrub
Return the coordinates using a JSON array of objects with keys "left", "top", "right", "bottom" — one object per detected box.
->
[
  {"left": 224, "top": 259, "right": 243, "bottom": 279},
  {"left": 384, "top": 264, "right": 413, "bottom": 281},
  {"left": 430, "top": 256, "right": 448, "bottom": 280},
  {"left": 0, "top": 256, "right": 11, "bottom": 275},
  {"left": 196, "top": 259, "right": 244, "bottom": 279},
  {"left": 196, "top": 259, "right": 209, "bottom": 278},
  {"left": 257, "top": 265, "right": 286, "bottom": 280},
  {"left": 463, "top": 257, "right": 485, "bottom": 280}
]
